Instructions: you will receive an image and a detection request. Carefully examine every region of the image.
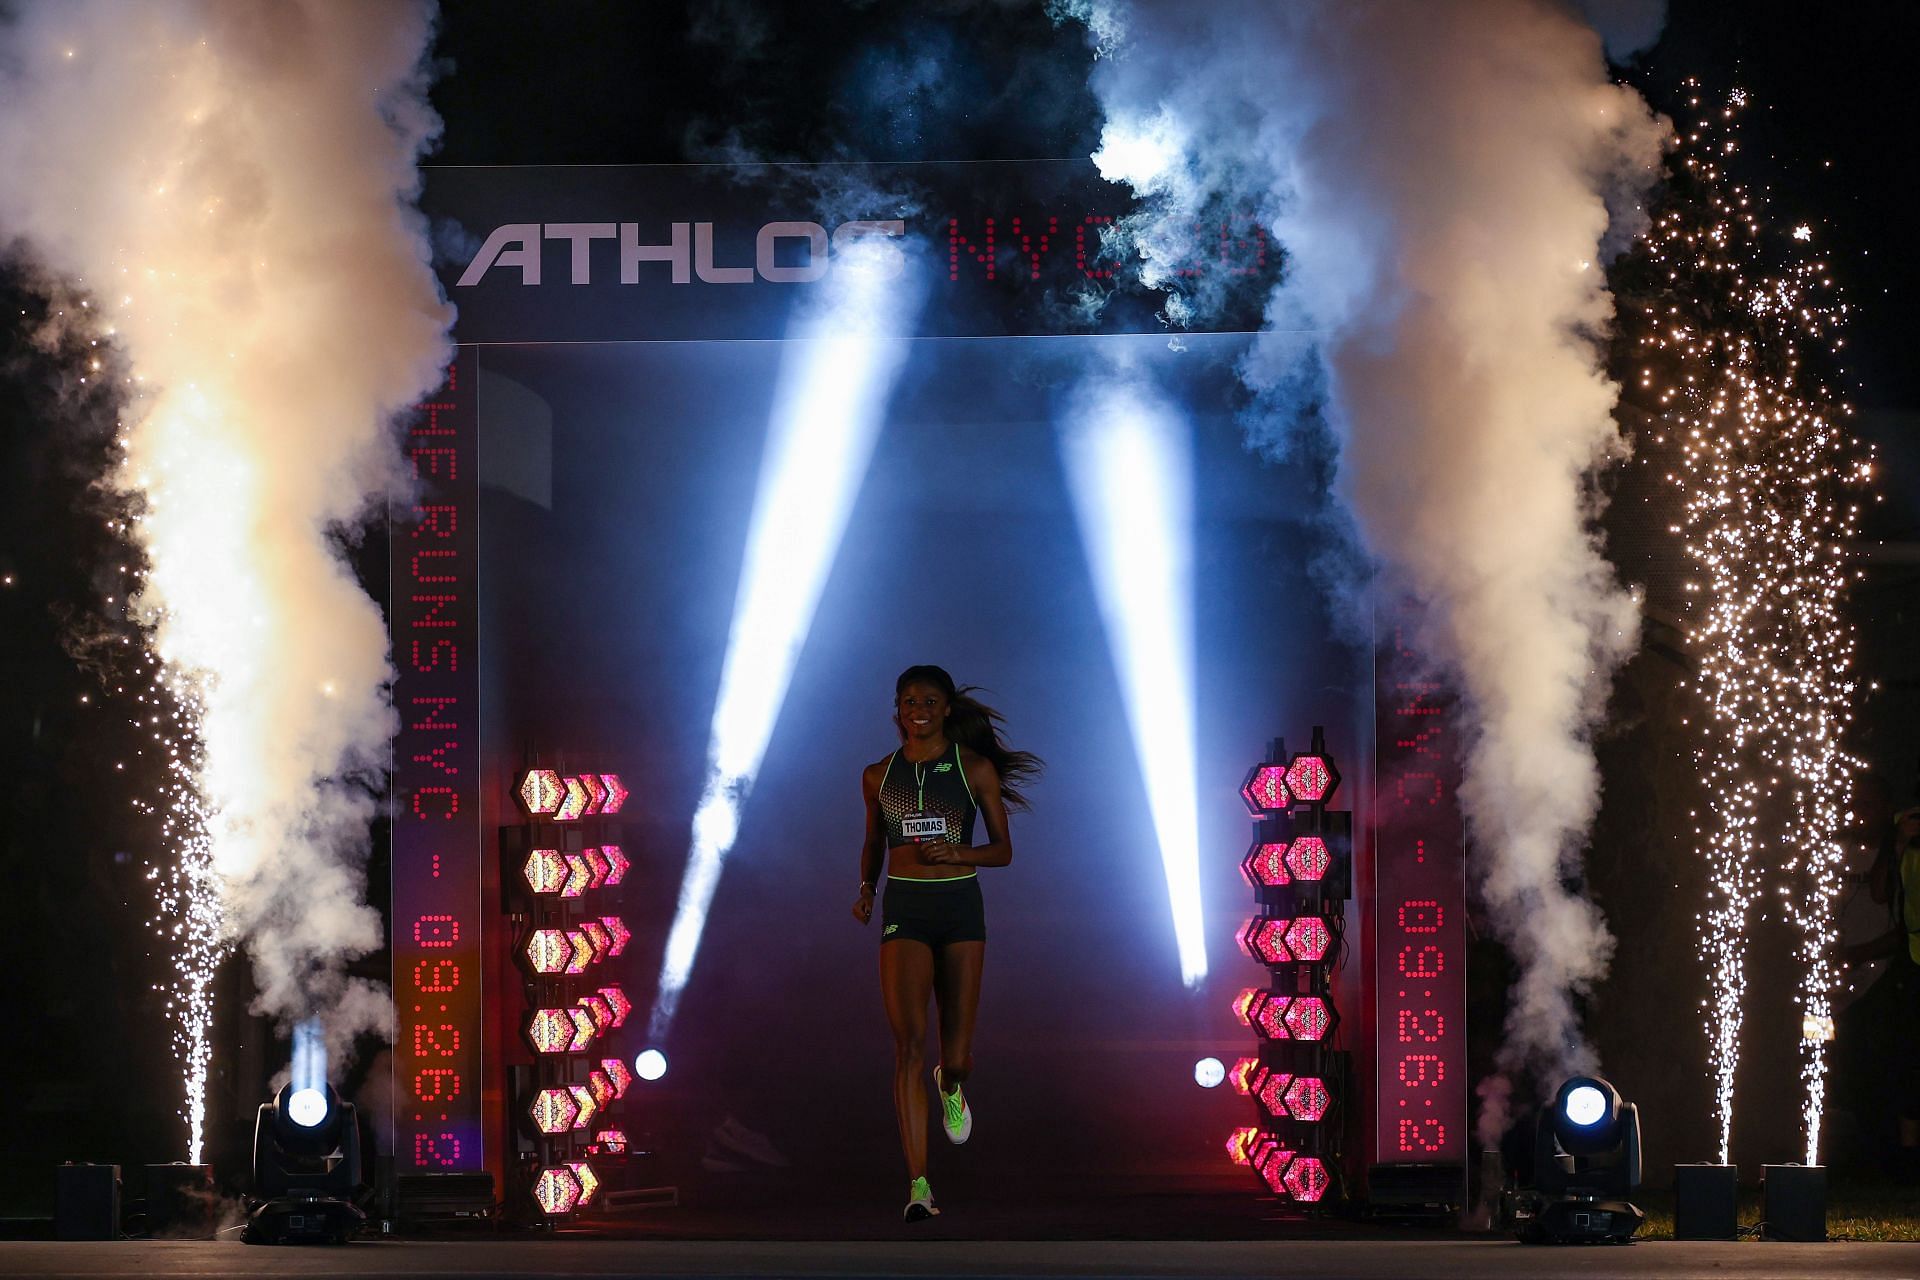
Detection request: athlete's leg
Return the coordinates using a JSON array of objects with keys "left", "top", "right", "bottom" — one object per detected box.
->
[
  {"left": 933, "top": 940, "right": 985, "bottom": 1088},
  {"left": 880, "top": 938, "right": 935, "bottom": 1179}
]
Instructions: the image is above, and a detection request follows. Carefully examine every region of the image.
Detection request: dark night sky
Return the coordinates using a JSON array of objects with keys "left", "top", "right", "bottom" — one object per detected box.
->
[{"left": 2, "top": 0, "right": 1918, "bottom": 1211}]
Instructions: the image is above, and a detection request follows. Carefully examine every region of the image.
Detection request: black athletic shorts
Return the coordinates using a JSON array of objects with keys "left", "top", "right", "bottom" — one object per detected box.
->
[{"left": 880, "top": 874, "right": 986, "bottom": 949}]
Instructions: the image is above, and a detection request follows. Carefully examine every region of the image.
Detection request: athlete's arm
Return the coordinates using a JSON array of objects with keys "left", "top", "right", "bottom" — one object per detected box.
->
[
  {"left": 929, "top": 751, "right": 1012, "bottom": 868},
  {"left": 853, "top": 762, "right": 886, "bottom": 923}
]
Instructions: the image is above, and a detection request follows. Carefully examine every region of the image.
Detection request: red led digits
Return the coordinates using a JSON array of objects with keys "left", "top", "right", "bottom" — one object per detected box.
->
[
  {"left": 414, "top": 958, "right": 459, "bottom": 993},
  {"left": 1398, "top": 1054, "right": 1445, "bottom": 1086},
  {"left": 1398, "top": 1119, "right": 1447, "bottom": 1153},
  {"left": 414, "top": 1068, "right": 461, "bottom": 1103},
  {"left": 414, "top": 914, "right": 459, "bottom": 948},
  {"left": 1396, "top": 944, "right": 1446, "bottom": 979},
  {"left": 1397, "top": 1009, "right": 1445, "bottom": 1043},
  {"left": 1397, "top": 899, "right": 1443, "bottom": 933},
  {"left": 413, "top": 1134, "right": 461, "bottom": 1167}
]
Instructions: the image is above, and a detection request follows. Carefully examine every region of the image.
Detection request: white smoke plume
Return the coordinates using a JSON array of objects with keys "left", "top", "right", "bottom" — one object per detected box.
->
[
  {"left": 1067, "top": 0, "right": 1665, "bottom": 1140},
  {"left": 0, "top": 0, "right": 451, "bottom": 1099}
]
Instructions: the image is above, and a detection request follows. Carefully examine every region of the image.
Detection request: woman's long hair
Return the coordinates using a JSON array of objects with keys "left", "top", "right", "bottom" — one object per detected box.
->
[{"left": 895, "top": 664, "right": 1043, "bottom": 811}]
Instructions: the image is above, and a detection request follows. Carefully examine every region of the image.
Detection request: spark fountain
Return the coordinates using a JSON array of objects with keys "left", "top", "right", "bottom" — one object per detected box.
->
[
  {"left": 0, "top": 0, "right": 452, "bottom": 1157},
  {"left": 1633, "top": 85, "right": 1870, "bottom": 1165}
]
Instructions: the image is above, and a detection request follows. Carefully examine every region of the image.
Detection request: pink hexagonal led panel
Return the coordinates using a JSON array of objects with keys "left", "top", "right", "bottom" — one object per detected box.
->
[
  {"left": 599, "top": 984, "right": 631, "bottom": 1028},
  {"left": 527, "top": 1008, "right": 574, "bottom": 1054},
  {"left": 1285, "top": 835, "right": 1331, "bottom": 881},
  {"left": 568, "top": 1161, "right": 600, "bottom": 1206},
  {"left": 578, "top": 992, "right": 612, "bottom": 1033},
  {"left": 567, "top": 1083, "right": 597, "bottom": 1129},
  {"left": 556, "top": 775, "right": 590, "bottom": 822},
  {"left": 599, "top": 915, "right": 630, "bottom": 957},
  {"left": 1239, "top": 917, "right": 1292, "bottom": 965},
  {"left": 1283, "top": 1075, "right": 1331, "bottom": 1123},
  {"left": 523, "top": 848, "right": 567, "bottom": 895},
  {"left": 566, "top": 1007, "right": 597, "bottom": 1051},
  {"left": 1256, "top": 1070, "right": 1296, "bottom": 1120},
  {"left": 599, "top": 773, "right": 629, "bottom": 814},
  {"left": 529, "top": 1087, "right": 578, "bottom": 1135},
  {"left": 1242, "top": 842, "right": 1291, "bottom": 888},
  {"left": 1241, "top": 765, "right": 1290, "bottom": 815},
  {"left": 584, "top": 847, "right": 611, "bottom": 890},
  {"left": 1254, "top": 1141, "right": 1294, "bottom": 1195},
  {"left": 1252, "top": 994, "right": 1291, "bottom": 1041},
  {"left": 1225, "top": 1125, "right": 1259, "bottom": 1166},
  {"left": 1284, "top": 753, "right": 1334, "bottom": 803},
  {"left": 561, "top": 853, "right": 591, "bottom": 899},
  {"left": 1282, "top": 996, "right": 1332, "bottom": 1042},
  {"left": 601, "top": 844, "right": 630, "bottom": 886},
  {"left": 518, "top": 769, "right": 564, "bottom": 817},
  {"left": 564, "top": 930, "right": 594, "bottom": 975},
  {"left": 586, "top": 1068, "right": 614, "bottom": 1111},
  {"left": 1283, "top": 915, "right": 1331, "bottom": 962},
  {"left": 1283, "top": 1155, "right": 1330, "bottom": 1202},
  {"left": 602, "top": 1057, "right": 633, "bottom": 1099},
  {"left": 525, "top": 928, "right": 570, "bottom": 975},
  {"left": 1228, "top": 1056, "right": 1266, "bottom": 1097},
  {"left": 580, "top": 773, "right": 608, "bottom": 816},
  {"left": 533, "top": 1165, "right": 581, "bottom": 1215}
]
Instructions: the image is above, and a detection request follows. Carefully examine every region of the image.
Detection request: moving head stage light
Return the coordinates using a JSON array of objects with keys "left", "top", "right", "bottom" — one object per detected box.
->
[
  {"left": 1503, "top": 1076, "right": 1644, "bottom": 1245},
  {"left": 246, "top": 1080, "right": 366, "bottom": 1245}
]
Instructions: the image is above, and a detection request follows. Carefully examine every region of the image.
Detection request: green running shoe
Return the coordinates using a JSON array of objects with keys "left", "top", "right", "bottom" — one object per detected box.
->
[
  {"left": 933, "top": 1066, "right": 973, "bottom": 1145},
  {"left": 903, "top": 1175, "right": 938, "bottom": 1222}
]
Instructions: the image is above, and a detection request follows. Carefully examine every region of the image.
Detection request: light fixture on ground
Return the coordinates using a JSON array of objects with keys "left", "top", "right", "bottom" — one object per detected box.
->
[
  {"left": 1511, "top": 1075, "right": 1644, "bottom": 1245},
  {"left": 245, "top": 1022, "right": 364, "bottom": 1245}
]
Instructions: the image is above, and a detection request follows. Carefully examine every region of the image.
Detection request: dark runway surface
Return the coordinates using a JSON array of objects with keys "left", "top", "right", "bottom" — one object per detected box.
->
[{"left": 5, "top": 1237, "right": 1917, "bottom": 1279}]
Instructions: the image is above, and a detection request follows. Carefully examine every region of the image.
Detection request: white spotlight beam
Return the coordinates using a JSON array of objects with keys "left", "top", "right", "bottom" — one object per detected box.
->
[
  {"left": 650, "top": 237, "right": 925, "bottom": 1040},
  {"left": 1061, "top": 377, "right": 1207, "bottom": 987}
]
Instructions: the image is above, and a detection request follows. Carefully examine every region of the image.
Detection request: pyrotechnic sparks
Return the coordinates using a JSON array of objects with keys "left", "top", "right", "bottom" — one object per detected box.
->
[
  {"left": 1634, "top": 85, "right": 1869, "bottom": 1166},
  {"left": 0, "top": 1, "right": 451, "bottom": 1155},
  {"left": 141, "top": 663, "right": 224, "bottom": 1165}
]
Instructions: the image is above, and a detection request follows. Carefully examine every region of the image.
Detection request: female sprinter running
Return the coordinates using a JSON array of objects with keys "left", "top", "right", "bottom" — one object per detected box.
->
[{"left": 852, "top": 665, "right": 1040, "bottom": 1222}]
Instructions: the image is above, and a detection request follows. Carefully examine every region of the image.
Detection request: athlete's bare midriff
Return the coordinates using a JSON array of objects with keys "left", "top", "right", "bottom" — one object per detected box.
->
[{"left": 883, "top": 846, "right": 977, "bottom": 880}]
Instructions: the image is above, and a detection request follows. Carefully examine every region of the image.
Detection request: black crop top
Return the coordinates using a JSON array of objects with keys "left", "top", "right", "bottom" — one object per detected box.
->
[{"left": 878, "top": 743, "right": 977, "bottom": 848}]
